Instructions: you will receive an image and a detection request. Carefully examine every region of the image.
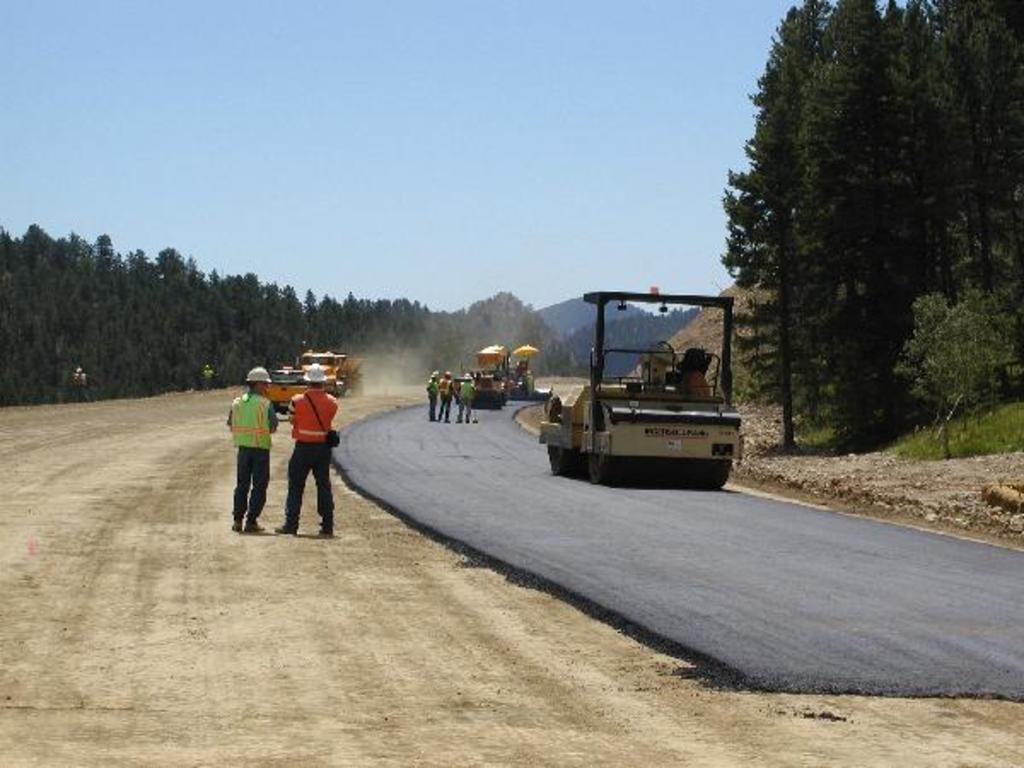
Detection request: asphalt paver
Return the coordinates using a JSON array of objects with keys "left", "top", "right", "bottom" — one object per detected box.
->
[{"left": 336, "top": 404, "right": 1024, "bottom": 698}]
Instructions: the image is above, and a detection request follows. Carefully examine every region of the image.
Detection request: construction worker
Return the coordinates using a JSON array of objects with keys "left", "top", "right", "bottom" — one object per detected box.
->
[
  {"left": 457, "top": 375, "right": 476, "bottom": 424},
  {"left": 426, "top": 371, "right": 440, "bottom": 422},
  {"left": 278, "top": 363, "right": 338, "bottom": 537},
  {"left": 71, "top": 366, "right": 89, "bottom": 402},
  {"left": 227, "top": 367, "right": 278, "bottom": 533},
  {"left": 677, "top": 348, "right": 712, "bottom": 398},
  {"left": 437, "top": 371, "right": 453, "bottom": 423},
  {"left": 202, "top": 363, "right": 215, "bottom": 390}
]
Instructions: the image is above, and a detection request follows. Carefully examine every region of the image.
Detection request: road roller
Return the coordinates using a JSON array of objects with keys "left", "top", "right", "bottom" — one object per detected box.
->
[{"left": 539, "top": 290, "right": 742, "bottom": 488}]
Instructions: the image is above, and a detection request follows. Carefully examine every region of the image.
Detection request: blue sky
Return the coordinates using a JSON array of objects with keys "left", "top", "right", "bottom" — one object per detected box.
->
[{"left": 2, "top": 1, "right": 794, "bottom": 311}]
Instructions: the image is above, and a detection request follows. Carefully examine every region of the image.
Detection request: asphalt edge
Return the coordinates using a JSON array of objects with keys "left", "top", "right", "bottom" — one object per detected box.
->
[
  {"left": 333, "top": 405, "right": 1024, "bottom": 702},
  {"left": 332, "top": 410, "right": 750, "bottom": 694}
]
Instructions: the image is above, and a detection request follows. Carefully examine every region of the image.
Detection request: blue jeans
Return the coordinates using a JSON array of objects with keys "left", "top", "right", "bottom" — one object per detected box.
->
[
  {"left": 233, "top": 447, "right": 270, "bottom": 522},
  {"left": 284, "top": 442, "right": 334, "bottom": 531},
  {"left": 438, "top": 396, "right": 452, "bottom": 422}
]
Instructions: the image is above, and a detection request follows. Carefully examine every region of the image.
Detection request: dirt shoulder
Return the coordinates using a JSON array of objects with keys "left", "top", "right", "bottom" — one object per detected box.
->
[
  {"left": 736, "top": 404, "right": 1024, "bottom": 548},
  {"left": 517, "top": 400, "right": 1023, "bottom": 549},
  {"left": 1, "top": 390, "right": 1022, "bottom": 766}
]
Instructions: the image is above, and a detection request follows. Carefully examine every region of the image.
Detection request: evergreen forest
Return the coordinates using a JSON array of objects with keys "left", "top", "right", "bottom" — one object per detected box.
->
[
  {"left": 724, "top": 0, "right": 1024, "bottom": 448},
  {"left": 0, "top": 226, "right": 433, "bottom": 404}
]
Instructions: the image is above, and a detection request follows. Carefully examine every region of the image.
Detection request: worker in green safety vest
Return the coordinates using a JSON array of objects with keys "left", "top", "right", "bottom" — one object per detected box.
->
[
  {"left": 226, "top": 366, "right": 278, "bottom": 533},
  {"left": 202, "top": 363, "right": 215, "bottom": 390},
  {"left": 426, "top": 371, "right": 440, "bottom": 422},
  {"left": 457, "top": 376, "right": 476, "bottom": 424}
]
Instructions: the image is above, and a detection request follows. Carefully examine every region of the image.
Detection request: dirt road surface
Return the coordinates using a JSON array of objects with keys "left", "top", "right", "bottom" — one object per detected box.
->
[{"left": 2, "top": 389, "right": 1022, "bottom": 766}]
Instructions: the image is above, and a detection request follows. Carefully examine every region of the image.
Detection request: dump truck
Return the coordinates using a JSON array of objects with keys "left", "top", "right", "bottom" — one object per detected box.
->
[
  {"left": 539, "top": 290, "right": 742, "bottom": 488},
  {"left": 266, "top": 367, "right": 307, "bottom": 414},
  {"left": 469, "top": 345, "right": 511, "bottom": 409},
  {"left": 297, "top": 350, "right": 363, "bottom": 397},
  {"left": 266, "top": 350, "right": 364, "bottom": 413}
]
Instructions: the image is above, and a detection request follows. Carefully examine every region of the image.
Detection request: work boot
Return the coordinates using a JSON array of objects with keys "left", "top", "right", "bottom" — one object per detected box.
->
[
  {"left": 318, "top": 528, "right": 334, "bottom": 538},
  {"left": 275, "top": 525, "right": 298, "bottom": 535},
  {"left": 242, "top": 520, "right": 265, "bottom": 534},
  {"left": 231, "top": 518, "right": 243, "bottom": 533}
]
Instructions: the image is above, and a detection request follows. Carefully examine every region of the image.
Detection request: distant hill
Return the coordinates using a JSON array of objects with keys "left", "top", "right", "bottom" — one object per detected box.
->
[
  {"left": 424, "top": 292, "right": 578, "bottom": 375},
  {"left": 537, "top": 296, "right": 644, "bottom": 338},
  {"left": 565, "top": 306, "right": 698, "bottom": 377},
  {"left": 427, "top": 292, "right": 697, "bottom": 378}
]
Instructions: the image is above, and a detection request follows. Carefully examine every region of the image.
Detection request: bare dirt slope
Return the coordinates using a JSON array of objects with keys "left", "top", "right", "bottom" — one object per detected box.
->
[
  {"left": 1, "top": 390, "right": 1022, "bottom": 766},
  {"left": 668, "top": 284, "right": 756, "bottom": 357},
  {"left": 738, "top": 405, "right": 1024, "bottom": 544}
]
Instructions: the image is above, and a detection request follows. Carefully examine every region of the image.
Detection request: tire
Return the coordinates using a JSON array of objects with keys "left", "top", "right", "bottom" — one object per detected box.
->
[
  {"left": 548, "top": 446, "right": 584, "bottom": 477},
  {"left": 679, "top": 459, "right": 731, "bottom": 490},
  {"left": 548, "top": 446, "right": 568, "bottom": 476},
  {"left": 588, "top": 451, "right": 619, "bottom": 485}
]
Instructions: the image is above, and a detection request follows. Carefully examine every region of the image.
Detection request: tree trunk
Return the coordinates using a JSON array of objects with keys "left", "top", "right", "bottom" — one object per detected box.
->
[
  {"left": 778, "top": 228, "right": 796, "bottom": 450},
  {"left": 976, "top": 188, "right": 995, "bottom": 292},
  {"left": 1011, "top": 200, "right": 1024, "bottom": 298}
]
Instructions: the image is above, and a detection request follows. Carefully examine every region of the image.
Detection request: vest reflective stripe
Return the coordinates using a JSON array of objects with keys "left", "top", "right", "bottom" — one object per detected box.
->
[
  {"left": 232, "top": 393, "right": 272, "bottom": 449},
  {"left": 291, "top": 391, "right": 338, "bottom": 442}
]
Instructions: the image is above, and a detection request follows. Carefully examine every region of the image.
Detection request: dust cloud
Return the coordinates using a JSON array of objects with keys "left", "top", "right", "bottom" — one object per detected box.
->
[{"left": 358, "top": 347, "right": 433, "bottom": 396}]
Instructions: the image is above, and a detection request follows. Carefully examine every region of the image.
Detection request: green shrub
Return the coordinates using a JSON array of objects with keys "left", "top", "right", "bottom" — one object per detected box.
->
[
  {"left": 888, "top": 402, "right": 1024, "bottom": 460},
  {"left": 897, "top": 291, "right": 1014, "bottom": 458}
]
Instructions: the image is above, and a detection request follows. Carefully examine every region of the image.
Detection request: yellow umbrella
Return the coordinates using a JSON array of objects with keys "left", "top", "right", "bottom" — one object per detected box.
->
[{"left": 513, "top": 344, "right": 539, "bottom": 357}]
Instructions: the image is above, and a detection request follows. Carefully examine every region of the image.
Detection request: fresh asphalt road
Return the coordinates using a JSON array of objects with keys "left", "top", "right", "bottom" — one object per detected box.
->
[{"left": 335, "top": 403, "right": 1024, "bottom": 698}]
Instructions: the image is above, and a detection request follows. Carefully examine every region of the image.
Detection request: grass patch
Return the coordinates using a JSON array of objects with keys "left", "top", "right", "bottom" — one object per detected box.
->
[
  {"left": 888, "top": 402, "right": 1024, "bottom": 460},
  {"left": 796, "top": 422, "right": 836, "bottom": 453}
]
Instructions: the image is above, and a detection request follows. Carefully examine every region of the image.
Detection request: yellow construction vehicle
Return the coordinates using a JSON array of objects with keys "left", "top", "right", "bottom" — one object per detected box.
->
[
  {"left": 469, "top": 345, "right": 511, "bottom": 409},
  {"left": 539, "top": 290, "right": 742, "bottom": 488},
  {"left": 266, "top": 367, "right": 305, "bottom": 414},
  {"left": 509, "top": 344, "right": 549, "bottom": 401},
  {"left": 297, "top": 350, "right": 363, "bottom": 397},
  {"left": 265, "top": 350, "right": 364, "bottom": 414}
]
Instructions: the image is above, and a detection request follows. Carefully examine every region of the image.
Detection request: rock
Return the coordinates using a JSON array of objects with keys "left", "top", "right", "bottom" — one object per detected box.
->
[
  {"left": 982, "top": 484, "right": 1024, "bottom": 515},
  {"left": 1009, "top": 514, "right": 1024, "bottom": 533}
]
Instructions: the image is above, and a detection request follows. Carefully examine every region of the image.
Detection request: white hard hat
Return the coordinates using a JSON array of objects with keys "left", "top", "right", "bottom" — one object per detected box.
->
[
  {"left": 304, "top": 363, "right": 327, "bottom": 383},
  {"left": 246, "top": 366, "right": 271, "bottom": 383}
]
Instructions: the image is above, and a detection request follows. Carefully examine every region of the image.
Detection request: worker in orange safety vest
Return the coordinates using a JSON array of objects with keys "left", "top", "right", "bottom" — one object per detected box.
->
[
  {"left": 437, "top": 371, "right": 454, "bottom": 423},
  {"left": 277, "top": 363, "right": 339, "bottom": 537}
]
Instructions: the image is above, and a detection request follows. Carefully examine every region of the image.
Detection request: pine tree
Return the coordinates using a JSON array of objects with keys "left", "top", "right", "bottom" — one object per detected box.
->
[
  {"left": 723, "top": 1, "right": 830, "bottom": 447},
  {"left": 798, "top": 0, "right": 918, "bottom": 447}
]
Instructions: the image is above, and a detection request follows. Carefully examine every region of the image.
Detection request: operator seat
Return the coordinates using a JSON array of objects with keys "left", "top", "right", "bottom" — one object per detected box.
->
[{"left": 643, "top": 341, "right": 675, "bottom": 390}]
